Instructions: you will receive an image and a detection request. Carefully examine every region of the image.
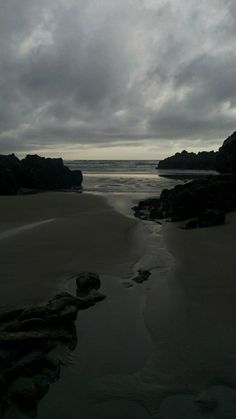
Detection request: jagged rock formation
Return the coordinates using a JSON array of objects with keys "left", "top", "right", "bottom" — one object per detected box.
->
[
  {"left": 0, "top": 272, "right": 105, "bottom": 417},
  {"left": 0, "top": 154, "right": 83, "bottom": 195},
  {"left": 157, "top": 150, "right": 217, "bottom": 170},
  {"left": 133, "top": 131, "right": 236, "bottom": 227},
  {"left": 133, "top": 174, "right": 236, "bottom": 227},
  {"left": 215, "top": 131, "right": 236, "bottom": 173}
]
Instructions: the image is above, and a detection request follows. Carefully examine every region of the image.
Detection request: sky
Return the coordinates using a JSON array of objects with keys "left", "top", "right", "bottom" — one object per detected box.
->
[{"left": 0, "top": 0, "right": 236, "bottom": 159}]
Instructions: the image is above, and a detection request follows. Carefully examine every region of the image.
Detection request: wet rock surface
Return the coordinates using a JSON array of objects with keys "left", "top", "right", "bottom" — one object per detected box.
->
[{"left": 0, "top": 273, "right": 105, "bottom": 418}]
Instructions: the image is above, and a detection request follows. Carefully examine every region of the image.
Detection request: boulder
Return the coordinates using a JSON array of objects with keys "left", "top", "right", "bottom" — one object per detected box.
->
[
  {"left": 184, "top": 219, "right": 198, "bottom": 229},
  {"left": 198, "top": 209, "right": 225, "bottom": 228},
  {"left": 132, "top": 270, "right": 151, "bottom": 284},
  {"left": 76, "top": 291, "right": 106, "bottom": 307},
  {"left": 75, "top": 272, "right": 101, "bottom": 293}
]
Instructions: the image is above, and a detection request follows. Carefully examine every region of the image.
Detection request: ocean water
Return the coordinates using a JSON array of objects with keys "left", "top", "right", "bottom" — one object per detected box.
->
[{"left": 65, "top": 160, "right": 187, "bottom": 216}]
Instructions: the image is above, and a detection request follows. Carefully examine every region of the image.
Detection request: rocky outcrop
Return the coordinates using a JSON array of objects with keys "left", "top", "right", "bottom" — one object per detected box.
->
[
  {"left": 0, "top": 275, "right": 105, "bottom": 417},
  {"left": 0, "top": 154, "right": 22, "bottom": 195},
  {"left": 133, "top": 132, "right": 236, "bottom": 227},
  {"left": 0, "top": 154, "right": 83, "bottom": 195},
  {"left": 133, "top": 174, "right": 236, "bottom": 226},
  {"left": 132, "top": 270, "right": 151, "bottom": 284},
  {"left": 215, "top": 131, "right": 236, "bottom": 173},
  {"left": 184, "top": 209, "right": 226, "bottom": 229},
  {"left": 158, "top": 150, "right": 217, "bottom": 170},
  {"left": 75, "top": 272, "right": 101, "bottom": 294}
]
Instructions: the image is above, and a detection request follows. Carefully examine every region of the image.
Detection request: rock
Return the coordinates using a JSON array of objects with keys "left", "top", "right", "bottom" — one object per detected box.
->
[
  {"left": 76, "top": 291, "right": 106, "bottom": 308},
  {"left": 132, "top": 132, "right": 236, "bottom": 227},
  {"left": 20, "top": 154, "right": 83, "bottom": 190},
  {"left": 184, "top": 219, "right": 198, "bottom": 229},
  {"left": 0, "top": 328, "right": 76, "bottom": 348},
  {"left": 47, "top": 305, "right": 79, "bottom": 323},
  {"left": 158, "top": 150, "right": 217, "bottom": 170},
  {"left": 0, "top": 154, "right": 22, "bottom": 195},
  {"left": 75, "top": 272, "right": 101, "bottom": 293},
  {"left": 195, "top": 395, "right": 218, "bottom": 412},
  {"left": 132, "top": 270, "right": 151, "bottom": 284},
  {"left": 9, "top": 377, "right": 39, "bottom": 407},
  {"left": 122, "top": 281, "right": 133, "bottom": 288},
  {"left": 0, "top": 153, "right": 83, "bottom": 195},
  {"left": 215, "top": 131, "right": 236, "bottom": 173},
  {"left": 133, "top": 174, "right": 236, "bottom": 226},
  {"left": 6, "top": 352, "right": 61, "bottom": 383},
  {"left": 19, "top": 306, "right": 50, "bottom": 322},
  {"left": 0, "top": 308, "right": 24, "bottom": 324},
  {"left": 198, "top": 209, "right": 226, "bottom": 228},
  {"left": 6, "top": 317, "right": 47, "bottom": 332}
]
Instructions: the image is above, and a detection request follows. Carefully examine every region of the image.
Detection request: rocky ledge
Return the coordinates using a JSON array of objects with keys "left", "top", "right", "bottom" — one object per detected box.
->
[
  {"left": 0, "top": 272, "right": 105, "bottom": 418},
  {"left": 157, "top": 150, "right": 217, "bottom": 170},
  {"left": 133, "top": 174, "right": 236, "bottom": 228},
  {"left": 0, "top": 154, "right": 83, "bottom": 195},
  {"left": 134, "top": 132, "right": 236, "bottom": 228}
]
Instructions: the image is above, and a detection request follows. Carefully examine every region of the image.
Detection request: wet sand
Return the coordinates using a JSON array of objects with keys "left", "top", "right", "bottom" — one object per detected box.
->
[
  {"left": 0, "top": 192, "right": 143, "bottom": 307},
  {"left": 1, "top": 192, "right": 236, "bottom": 418},
  {"left": 138, "top": 213, "right": 236, "bottom": 417},
  {"left": 78, "top": 212, "right": 236, "bottom": 418}
]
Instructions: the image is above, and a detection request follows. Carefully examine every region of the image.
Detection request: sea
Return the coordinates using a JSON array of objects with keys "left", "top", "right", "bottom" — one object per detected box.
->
[
  {"left": 65, "top": 160, "right": 185, "bottom": 216},
  {"left": 66, "top": 159, "right": 177, "bottom": 194},
  {"left": 65, "top": 159, "right": 215, "bottom": 216}
]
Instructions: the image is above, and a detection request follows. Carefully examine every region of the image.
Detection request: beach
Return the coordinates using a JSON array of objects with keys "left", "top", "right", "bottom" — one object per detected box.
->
[
  {"left": 0, "top": 192, "right": 143, "bottom": 307},
  {"left": 0, "top": 191, "right": 236, "bottom": 418}
]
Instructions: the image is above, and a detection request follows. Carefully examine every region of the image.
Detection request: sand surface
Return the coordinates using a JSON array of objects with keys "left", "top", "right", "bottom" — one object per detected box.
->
[
  {"left": 0, "top": 192, "right": 143, "bottom": 307},
  {"left": 84, "top": 213, "right": 236, "bottom": 418},
  {"left": 137, "top": 212, "right": 236, "bottom": 416},
  {"left": 1, "top": 191, "right": 236, "bottom": 418}
]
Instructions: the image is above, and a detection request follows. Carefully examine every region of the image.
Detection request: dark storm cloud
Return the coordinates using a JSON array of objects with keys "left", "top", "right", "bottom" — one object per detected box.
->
[{"left": 0, "top": 0, "right": 236, "bottom": 155}]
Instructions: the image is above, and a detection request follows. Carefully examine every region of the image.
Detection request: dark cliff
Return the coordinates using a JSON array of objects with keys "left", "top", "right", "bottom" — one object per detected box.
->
[{"left": 215, "top": 131, "right": 236, "bottom": 173}]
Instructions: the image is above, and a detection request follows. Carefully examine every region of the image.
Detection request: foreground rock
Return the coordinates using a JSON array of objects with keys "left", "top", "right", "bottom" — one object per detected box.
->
[
  {"left": 76, "top": 272, "right": 101, "bottom": 294},
  {"left": 0, "top": 283, "right": 105, "bottom": 417},
  {"left": 157, "top": 150, "right": 217, "bottom": 170},
  {"left": 0, "top": 154, "right": 83, "bottom": 195},
  {"left": 132, "top": 270, "right": 151, "bottom": 284}
]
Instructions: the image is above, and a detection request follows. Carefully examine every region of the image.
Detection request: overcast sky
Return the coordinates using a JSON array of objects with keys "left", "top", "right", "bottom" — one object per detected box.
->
[{"left": 0, "top": 0, "right": 236, "bottom": 159}]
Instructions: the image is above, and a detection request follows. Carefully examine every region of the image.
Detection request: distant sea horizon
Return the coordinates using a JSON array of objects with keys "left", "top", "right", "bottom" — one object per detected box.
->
[{"left": 64, "top": 159, "right": 183, "bottom": 200}]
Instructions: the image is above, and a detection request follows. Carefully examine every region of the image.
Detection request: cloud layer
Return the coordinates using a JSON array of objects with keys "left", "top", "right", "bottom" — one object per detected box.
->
[{"left": 0, "top": 0, "right": 236, "bottom": 158}]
